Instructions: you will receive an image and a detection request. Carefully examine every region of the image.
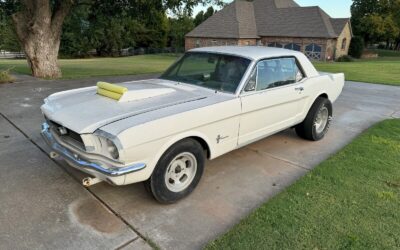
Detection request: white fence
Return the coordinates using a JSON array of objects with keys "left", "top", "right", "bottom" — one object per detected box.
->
[{"left": 0, "top": 50, "right": 25, "bottom": 59}]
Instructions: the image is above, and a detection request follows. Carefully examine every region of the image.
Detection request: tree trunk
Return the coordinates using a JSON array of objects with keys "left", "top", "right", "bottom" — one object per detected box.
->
[
  {"left": 396, "top": 39, "right": 400, "bottom": 51},
  {"left": 21, "top": 28, "right": 62, "bottom": 78},
  {"left": 11, "top": 0, "right": 73, "bottom": 79}
]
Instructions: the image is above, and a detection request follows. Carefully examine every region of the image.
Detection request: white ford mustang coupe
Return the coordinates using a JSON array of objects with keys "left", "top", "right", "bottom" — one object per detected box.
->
[{"left": 41, "top": 46, "right": 344, "bottom": 203}]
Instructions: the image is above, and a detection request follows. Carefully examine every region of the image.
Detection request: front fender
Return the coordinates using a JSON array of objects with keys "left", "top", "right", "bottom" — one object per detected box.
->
[
  {"left": 152, "top": 131, "right": 214, "bottom": 164},
  {"left": 121, "top": 130, "right": 214, "bottom": 185}
]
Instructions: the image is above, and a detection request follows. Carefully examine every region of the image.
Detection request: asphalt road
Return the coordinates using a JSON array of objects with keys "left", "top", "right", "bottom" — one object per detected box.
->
[{"left": 0, "top": 75, "right": 399, "bottom": 250}]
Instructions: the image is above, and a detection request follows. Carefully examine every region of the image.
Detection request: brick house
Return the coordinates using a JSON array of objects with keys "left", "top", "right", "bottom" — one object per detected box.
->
[{"left": 185, "top": 0, "right": 353, "bottom": 60}]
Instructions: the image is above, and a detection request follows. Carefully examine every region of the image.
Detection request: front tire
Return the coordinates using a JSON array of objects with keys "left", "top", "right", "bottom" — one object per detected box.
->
[
  {"left": 145, "top": 139, "right": 205, "bottom": 204},
  {"left": 295, "top": 97, "right": 332, "bottom": 141}
]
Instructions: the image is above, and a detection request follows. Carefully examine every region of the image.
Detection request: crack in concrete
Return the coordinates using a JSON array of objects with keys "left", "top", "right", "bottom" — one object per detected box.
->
[
  {"left": 115, "top": 238, "right": 138, "bottom": 250},
  {"left": 0, "top": 112, "right": 155, "bottom": 250},
  {"left": 335, "top": 99, "right": 398, "bottom": 118},
  {"left": 246, "top": 147, "right": 311, "bottom": 171}
]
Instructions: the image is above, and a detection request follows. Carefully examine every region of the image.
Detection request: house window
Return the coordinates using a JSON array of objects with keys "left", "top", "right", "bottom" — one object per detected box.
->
[
  {"left": 211, "top": 40, "right": 218, "bottom": 46},
  {"left": 245, "top": 41, "right": 250, "bottom": 46},
  {"left": 284, "top": 43, "right": 301, "bottom": 51},
  {"left": 195, "top": 39, "right": 200, "bottom": 48},
  {"left": 305, "top": 43, "right": 322, "bottom": 60},
  {"left": 341, "top": 38, "right": 347, "bottom": 50},
  {"left": 267, "top": 42, "right": 283, "bottom": 48}
]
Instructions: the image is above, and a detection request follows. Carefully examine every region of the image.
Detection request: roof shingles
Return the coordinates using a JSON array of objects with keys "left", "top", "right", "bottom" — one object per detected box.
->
[
  {"left": 331, "top": 18, "right": 350, "bottom": 36},
  {"left": 186, "top": 0, "right": 349, "bottom": 39}
]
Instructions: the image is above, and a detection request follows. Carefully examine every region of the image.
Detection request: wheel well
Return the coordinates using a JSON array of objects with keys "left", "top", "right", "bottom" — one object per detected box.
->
[
  {"left": 319, "top": 93, "right": 329, "bottom": 99},
  {"left": 189, "top": 136, "right": 211, "bottom": 159}
]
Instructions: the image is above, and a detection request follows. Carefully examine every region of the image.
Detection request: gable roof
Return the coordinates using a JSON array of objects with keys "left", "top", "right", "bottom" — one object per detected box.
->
[
  {"left": 330, "top": 18, "right": 351, "bottom": 36},
  {"left": 186, "top": 1, "right": 258, "bottom": 39},
  {"left": 186, "top": 0, "right": 350, "bottom": 39},
  {"left": 274, "top": 0, "right": 299, "bottom": 8}
]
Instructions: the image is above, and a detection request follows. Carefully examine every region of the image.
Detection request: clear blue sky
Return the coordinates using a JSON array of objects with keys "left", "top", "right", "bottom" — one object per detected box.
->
[{"left": 194, "top": 0, "right": 352, "bottom": 18}]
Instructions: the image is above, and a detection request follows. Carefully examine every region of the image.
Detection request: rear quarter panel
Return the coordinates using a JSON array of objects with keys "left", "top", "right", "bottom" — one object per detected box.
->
[{"left": 299, "top": 72, "right": 345, "bottom": 122}]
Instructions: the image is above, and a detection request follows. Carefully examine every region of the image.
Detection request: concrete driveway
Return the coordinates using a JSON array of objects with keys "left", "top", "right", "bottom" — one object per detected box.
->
[{"left": 0, "top": 75, "right": 399, "bottom": 250}]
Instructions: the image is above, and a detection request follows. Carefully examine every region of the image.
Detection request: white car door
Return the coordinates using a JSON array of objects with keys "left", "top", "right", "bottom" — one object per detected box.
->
[{"left": 238, "top": 57, "right": 309, "bottom": 145}]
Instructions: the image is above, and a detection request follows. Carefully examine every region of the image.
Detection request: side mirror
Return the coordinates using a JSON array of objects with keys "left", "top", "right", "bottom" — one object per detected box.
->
[{"left": 296, "top": 71, "right": 303, "bottom": 82}]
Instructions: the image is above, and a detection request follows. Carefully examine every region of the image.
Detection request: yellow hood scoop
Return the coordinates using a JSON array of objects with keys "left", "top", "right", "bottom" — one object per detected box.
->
[
  {"left": 96, "top": 81, "right": 175, "bottom": 102},
  {"left": 97, "top": 82, "right": 128, "bottom": 100}
]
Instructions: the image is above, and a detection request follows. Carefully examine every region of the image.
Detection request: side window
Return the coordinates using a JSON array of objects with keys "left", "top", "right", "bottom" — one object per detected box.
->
[{"left": 245, "top": 57, "right": 304, "bottom": 92}]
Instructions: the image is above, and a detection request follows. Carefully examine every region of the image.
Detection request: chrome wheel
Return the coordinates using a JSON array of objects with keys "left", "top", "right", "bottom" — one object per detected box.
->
[
  {"left": 164, "top": 152, "right": 197, "bottom": 193},
  {"left": 315, "top": 106, "right": 329, "bottom": 134}
]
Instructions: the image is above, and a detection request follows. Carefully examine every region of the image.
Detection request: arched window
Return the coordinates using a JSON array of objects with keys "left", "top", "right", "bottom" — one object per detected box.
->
[
  {"left": 284, "top": 43, "right": 301, "bottom": 51},
  {"left": 341, "top": 38, "right": 347, "bottom": 50},
  {"left": 305, "top": 43, "right": 322, "bottom": 60},
  {"left": 268, "top": 42, "right": 283, "bottom": 48}
]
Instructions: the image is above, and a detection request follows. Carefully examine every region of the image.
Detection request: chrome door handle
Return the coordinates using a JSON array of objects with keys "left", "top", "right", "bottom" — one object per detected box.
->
[{"left": 295, "top": 87, "right": 304, "bottom": 92}]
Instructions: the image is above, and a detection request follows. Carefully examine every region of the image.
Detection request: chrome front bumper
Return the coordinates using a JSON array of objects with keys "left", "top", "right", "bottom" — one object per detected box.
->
[{"left": 41, "top": 122, "right": 146, "bottom": 183}]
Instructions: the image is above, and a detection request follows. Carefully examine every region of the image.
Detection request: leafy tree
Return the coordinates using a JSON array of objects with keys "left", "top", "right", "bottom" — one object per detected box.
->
[
  {"left": 349, "top": 36, "right": 364, "bottom": 58},
  {"left": 194, "top": 10, "right": 205, "bottom": 26},
  {"left": 1, "top": 0, "right": 74, "bottom": 78},
  {"left": 0, "top": 9, "right": 20, "bottom": 51},
  {"left": 59, "top": 0, "right": 169, "bottom": 57},
  {"left": 351, "top": 0, "right": 400, "bottom": 48},
  {"left": 164, "top": 0, "right": 223, "bottom": 16},
  {"left": 60, "top": 5, "right": 91, "bottom": 57},
  {"left": 382, "top": 16, "right": 400, "bottom": 48},
  {"left": 193, "top": 6, "right": 215, "bottom": 26},
  {"left": 0, "top": 0, "right": 223, "bottom": 78},
  {"left": 168, "top": 15, "right": 195, "bottom": 48},
  {"left": 203, "top": 6, "right": 215, "bottom": 20}
]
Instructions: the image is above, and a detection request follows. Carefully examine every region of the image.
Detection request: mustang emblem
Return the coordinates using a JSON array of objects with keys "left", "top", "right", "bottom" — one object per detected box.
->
[{"left": 216, "top": 134, "right": 229, "bottom": 144}]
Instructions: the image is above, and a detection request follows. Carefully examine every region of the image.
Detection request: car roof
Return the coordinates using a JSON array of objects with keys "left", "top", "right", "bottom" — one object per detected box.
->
[{"left": 189, "top": 46, "right": 304, "bottom": 61}]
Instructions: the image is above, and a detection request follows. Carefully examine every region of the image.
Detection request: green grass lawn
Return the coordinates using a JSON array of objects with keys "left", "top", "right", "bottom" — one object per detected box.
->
[
  {"left": 314, "top": 57, "right": 400, "bottom": 86},
  {"left": 1, "top": 53, "right": 399, "bottom": 86},
  {"left": 0, "top": 54, "right": 179, "bottom": 79},
  {"left": 207, "top": 119, "right": 400, "bottom": 250}
]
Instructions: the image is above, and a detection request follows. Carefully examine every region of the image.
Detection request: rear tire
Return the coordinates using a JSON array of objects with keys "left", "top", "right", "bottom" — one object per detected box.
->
[
  {"left": 145, "top": 139, "right": 205, "bottom": 204},
  {"left": 295, "top": 97, "right": 332, "bottom": 141}
]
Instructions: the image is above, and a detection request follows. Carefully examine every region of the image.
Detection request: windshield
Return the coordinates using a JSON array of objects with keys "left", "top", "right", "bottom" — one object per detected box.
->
[{"left": 160, "top": 52, "right": 251, "bottom": 93}]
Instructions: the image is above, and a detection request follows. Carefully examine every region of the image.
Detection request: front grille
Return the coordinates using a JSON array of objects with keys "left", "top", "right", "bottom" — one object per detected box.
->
[{"left": 47, "top": 119, "right": 85, "bottom": 150}]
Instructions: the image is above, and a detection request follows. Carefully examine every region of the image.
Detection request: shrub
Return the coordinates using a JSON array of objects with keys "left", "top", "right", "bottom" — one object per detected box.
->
[
  {"left": 336, "top": 55, "right": 354, "bottom": 62},
  {"left": 349, "top": 36, "right": 364, "bottom": 59},
  {"left": 0, "top": 69, "right": 15, "bottom": 84},
  {"left": 371, "top": 49, "right": 400, "bottom": 57}
]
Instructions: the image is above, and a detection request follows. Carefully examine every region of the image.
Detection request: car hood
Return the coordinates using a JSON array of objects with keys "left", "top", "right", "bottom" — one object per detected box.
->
[{"left": 41, "top": 79, "right": 208, "bottom": 134}]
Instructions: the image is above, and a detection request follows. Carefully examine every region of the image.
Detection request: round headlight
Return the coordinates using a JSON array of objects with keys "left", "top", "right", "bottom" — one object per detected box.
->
[{"left": 106, "top": 138, "right": 119, "bottom": 160}]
